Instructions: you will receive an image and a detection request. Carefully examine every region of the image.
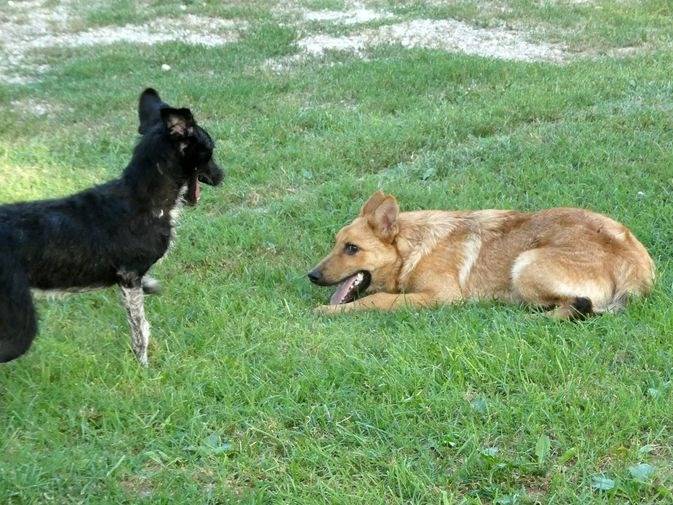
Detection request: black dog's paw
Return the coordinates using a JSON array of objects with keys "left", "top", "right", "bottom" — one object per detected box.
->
[{"left": 142, "top": 276, "right": 161, "bottom": 295}]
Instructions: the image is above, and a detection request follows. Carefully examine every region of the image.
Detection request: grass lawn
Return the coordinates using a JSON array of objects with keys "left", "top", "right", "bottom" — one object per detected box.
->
[{"left": 1, "top": 0, "right": 673, "bottom": 503}]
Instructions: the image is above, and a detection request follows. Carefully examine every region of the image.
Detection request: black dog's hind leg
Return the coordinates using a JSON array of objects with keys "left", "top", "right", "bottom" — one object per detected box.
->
[
  {"left": 118, "top": 272, "right": 151, "bottom": 366},
  {"left": 0, "top": 254, "right": 37, "bottom": 363}
]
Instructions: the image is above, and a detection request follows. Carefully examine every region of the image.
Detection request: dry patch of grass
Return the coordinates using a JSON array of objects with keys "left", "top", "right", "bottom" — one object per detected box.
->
[{"left": 0, "top": 0, "right": 247, "bottom": 84}]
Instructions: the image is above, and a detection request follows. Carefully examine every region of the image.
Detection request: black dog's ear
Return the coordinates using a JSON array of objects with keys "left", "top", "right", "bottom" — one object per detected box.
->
[
  {"left": 160, "top": 107, "right": 194, "bottom": 139},
  {"left": 138, "top": 88, "right": 167, "bottom": 134}
]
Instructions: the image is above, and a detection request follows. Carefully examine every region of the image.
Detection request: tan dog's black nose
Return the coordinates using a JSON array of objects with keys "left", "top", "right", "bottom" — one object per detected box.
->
[{"left": 307, "top": 269, "right": 323, "bottom": 284}]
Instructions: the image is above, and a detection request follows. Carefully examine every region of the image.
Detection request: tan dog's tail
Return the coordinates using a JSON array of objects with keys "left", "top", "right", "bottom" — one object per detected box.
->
[{"left": 595, "top": 232, "right": 655, "bottom": 313}]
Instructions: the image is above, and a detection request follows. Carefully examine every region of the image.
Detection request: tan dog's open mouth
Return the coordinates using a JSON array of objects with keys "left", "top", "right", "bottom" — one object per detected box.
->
[{"left": 330, "top": 271, "right": 371, "bottom": 305}]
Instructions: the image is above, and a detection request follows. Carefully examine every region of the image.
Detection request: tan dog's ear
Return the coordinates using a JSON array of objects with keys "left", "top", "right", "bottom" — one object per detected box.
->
[
  {"left": 360, "top": 191, "right": 387, "bottom": 217},
  {"left": 367, "top": 196, "right": 399, "bottom": 243}
]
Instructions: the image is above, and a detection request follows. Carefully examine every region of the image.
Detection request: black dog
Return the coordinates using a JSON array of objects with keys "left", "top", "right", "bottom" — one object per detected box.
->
[{"left": 0, "top": 89, "right": 223, "bottom": 365}]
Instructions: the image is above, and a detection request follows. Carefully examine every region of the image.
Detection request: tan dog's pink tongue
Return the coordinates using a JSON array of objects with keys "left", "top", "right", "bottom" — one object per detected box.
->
[{"left": 330, "top": 274, "right": 358, "bottom": 305}]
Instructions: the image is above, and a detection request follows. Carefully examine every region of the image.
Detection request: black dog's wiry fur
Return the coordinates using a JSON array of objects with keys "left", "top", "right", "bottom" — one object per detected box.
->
[{"left": 0, "top": 88, "right": 223, "bottom": 365}]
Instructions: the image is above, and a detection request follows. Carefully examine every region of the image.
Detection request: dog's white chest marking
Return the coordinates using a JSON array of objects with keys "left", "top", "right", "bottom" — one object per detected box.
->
[
  {"left": 458, "top": 234, "right": 482, "bottom": 291},
  {"left": 168, "top": 184, "right": 187, "bottom": 227},
  {"left": 153, "top": 183, "right": 187, "bottom": 264},
  {"left": 399, "top": 213, "right": 461, "bottom": 284}
]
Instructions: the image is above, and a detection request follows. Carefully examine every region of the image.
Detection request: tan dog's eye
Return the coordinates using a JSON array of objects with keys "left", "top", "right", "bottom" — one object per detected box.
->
[{"left": 344, "top": 243, "right": 359, "bottom": 255}]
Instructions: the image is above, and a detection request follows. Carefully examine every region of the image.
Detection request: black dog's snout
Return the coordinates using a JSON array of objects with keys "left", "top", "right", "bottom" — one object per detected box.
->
[
  {"left": 198, "top": 172, "right": 223, "bottom": 186},
  {"left": 307, "top": 270, "right": 323, "bottom": 284},
  {"left": 198, "top": 161, "right": 224, "bottom": 186}
]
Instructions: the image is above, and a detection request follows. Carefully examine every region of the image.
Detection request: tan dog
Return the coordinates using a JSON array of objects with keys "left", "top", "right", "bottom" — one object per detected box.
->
[{"left": 308, "top": 191, "right": 654, "bottom": 318}]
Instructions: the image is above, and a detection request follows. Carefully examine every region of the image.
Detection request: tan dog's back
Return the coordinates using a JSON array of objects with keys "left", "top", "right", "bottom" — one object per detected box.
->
[{"left": 458, "top": 208, "right": 654, "bottom": 315}]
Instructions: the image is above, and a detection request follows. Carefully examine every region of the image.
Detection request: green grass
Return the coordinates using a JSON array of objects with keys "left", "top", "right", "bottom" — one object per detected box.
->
[{"left": 1, "top": 0, "right": 673, "bottom": 503}]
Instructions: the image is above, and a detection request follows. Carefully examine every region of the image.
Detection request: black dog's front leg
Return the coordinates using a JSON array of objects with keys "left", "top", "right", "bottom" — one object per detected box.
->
[
  {"left": 118, "top": 271, "right": 151, "bottom": 366},
  {"left": 0, "top": 253, "right": 38, "bottom": 363}
]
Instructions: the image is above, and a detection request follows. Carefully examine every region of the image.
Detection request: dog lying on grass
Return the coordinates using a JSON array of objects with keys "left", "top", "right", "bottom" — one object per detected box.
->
[
  {"left": 0, "top": 88, "right": 223, "bottom": 364},
  {"left": 309, "top": 191, "right": 654, "bottom": 318}
]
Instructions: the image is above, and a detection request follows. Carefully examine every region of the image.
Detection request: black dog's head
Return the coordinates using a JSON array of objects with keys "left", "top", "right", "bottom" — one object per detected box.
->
[{"left": 138, "top": 88, "right": 223, "bottom": 206}]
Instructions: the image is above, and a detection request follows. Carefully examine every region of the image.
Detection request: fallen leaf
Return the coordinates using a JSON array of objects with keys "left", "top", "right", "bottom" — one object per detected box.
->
[
  {"left": 638, "top": 444, "right": 656, "bottom": 456},
  {"left": 559, "top": 447, "right": 578, "bottom": 465},
  {"left": 535, "top": 434, "right": 551, "bottom": 465},
  {"left": 471, "top": 397, "right": 487, "bottom": 414},
  {"left": 495, "top": 494, "right": 519, "bottom": 505},
  {"left": 482, "top": 446, "right": 499, "bottom": 458},
  {"left": 591, "top": 475, "right": 615, "bottom": 491},
  {"left": 629, "top": 463, "right": 655, "bottom": 482}
]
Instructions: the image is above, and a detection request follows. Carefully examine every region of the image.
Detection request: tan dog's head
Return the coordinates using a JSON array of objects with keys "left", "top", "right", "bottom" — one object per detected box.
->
[{"left": 308, "top": 191, "right": 402, "bottom": 305}]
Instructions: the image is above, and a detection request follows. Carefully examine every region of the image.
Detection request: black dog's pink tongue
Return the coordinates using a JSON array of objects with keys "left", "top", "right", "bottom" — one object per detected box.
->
[{"left": 186, "top": 175, "right": 200, "bottom": 205}]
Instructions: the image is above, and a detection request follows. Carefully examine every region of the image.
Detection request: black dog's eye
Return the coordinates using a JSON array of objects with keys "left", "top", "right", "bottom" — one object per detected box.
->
[
  {"left": 344, "top": 243, "right": 359, "bottom": 255},
  {"left": 196, "top": 149, "right": 212, "bottom": 163}
]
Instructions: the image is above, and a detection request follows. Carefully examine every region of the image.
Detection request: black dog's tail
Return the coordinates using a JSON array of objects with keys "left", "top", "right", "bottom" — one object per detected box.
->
[{"left": 0, "top": 253, "right": 37, "bottom": 363}]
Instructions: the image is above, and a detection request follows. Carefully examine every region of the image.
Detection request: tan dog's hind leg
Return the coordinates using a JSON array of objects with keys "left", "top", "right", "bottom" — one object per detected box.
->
[
  {"left": 545, "top": 297, "right": 594, "bottom": 320},
  {"left": 316, "top": 292, "right": 441, "bottom": 314},
  {"left": 511, "top": 248, "right": 614, "bottom": 320}
]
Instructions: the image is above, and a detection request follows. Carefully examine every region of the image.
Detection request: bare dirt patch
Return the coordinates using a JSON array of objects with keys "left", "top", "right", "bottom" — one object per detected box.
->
[
  {"left": 10, "top": 98, "right": 67, "bottom": 117},
  {"left": 0, "top": 1, "right": 246, "bottom": 84},
  {"left": 380, "top": 19, "right": 565, "bottom": 61},
  {"left": 27, "top": 15, "right": 244, "bottom": 49},
  {"left": 302, "top": 5, "right": 394, "bottom": 25},
  {"left": 283, "top": 18, "right": 566, "bottom": 66}
]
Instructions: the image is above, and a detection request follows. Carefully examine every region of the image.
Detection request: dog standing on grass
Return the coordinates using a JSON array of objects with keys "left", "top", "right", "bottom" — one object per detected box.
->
[
  {"left": 0, "top": 88, "right": 223, "bottom": 364},
  {"left": 309, "top": 191, "right": 654, "bottom": 318}
]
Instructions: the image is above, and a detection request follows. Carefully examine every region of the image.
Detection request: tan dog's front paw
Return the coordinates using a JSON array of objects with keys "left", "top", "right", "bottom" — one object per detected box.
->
[{"left": 314, "top": 304, "right": 347, "bottom": 315}]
